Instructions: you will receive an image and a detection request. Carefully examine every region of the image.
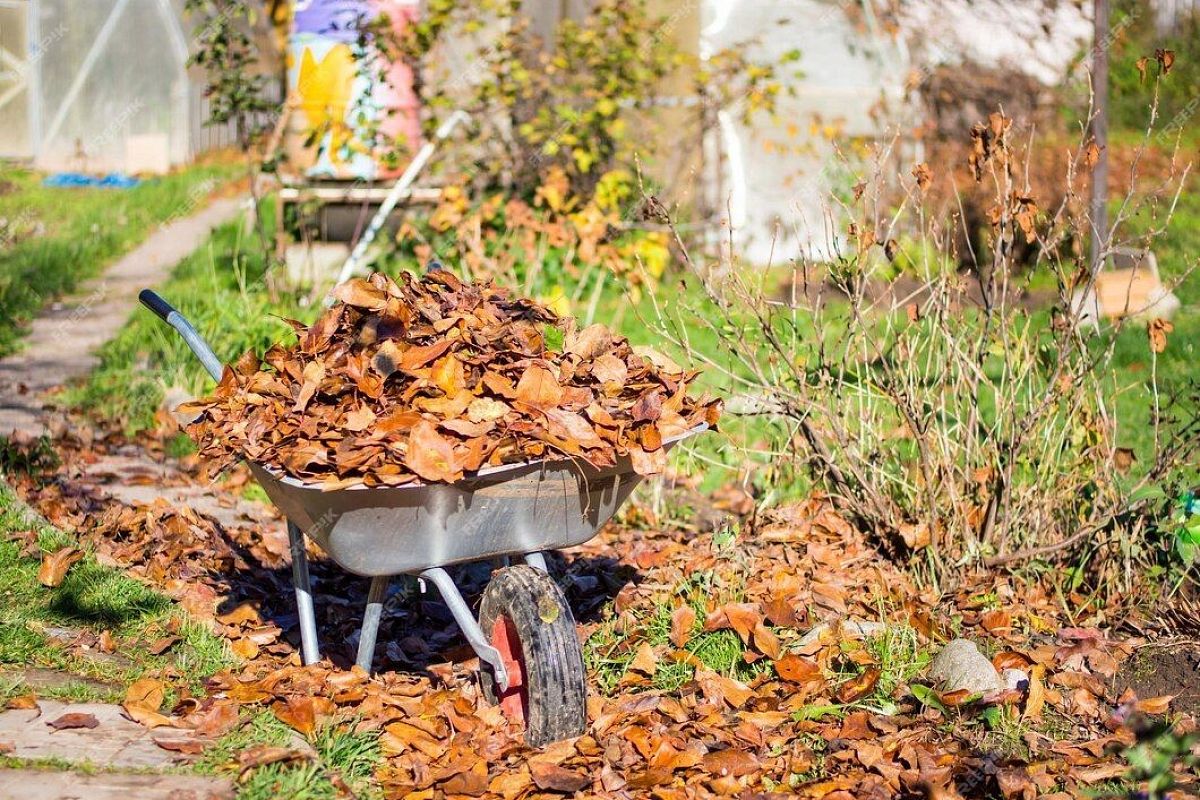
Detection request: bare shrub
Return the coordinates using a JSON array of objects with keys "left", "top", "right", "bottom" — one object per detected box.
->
[{"left": 653, "top": 100, "right": 1198, "bottom": 592}]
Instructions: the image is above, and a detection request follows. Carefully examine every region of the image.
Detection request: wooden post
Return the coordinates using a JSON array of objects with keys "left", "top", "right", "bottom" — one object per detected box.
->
[{"left": 1089, "top": 0, "right": 1110, "bottom": 273}]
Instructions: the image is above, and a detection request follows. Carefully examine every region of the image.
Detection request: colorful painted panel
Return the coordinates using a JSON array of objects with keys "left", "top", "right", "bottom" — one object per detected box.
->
[{"left": 287, "top": 0, "right": 420, "bottom": 181}]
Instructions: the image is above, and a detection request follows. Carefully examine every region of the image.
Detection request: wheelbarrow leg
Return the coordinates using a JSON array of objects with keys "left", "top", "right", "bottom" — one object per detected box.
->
[
  {"left": 523, "top": 551, "right": 549, "bottom": 573},
  {"left": 355, "top": 576, "right": 390, "bottom": 672},
  {"left": 419, "top": 567, "right": 509, "bottom": 690},
  {"left": 287, "top": 520, "right": 320, "bottom": 665}
]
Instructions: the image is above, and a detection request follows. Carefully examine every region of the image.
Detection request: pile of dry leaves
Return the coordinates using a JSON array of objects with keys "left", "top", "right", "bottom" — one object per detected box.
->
[{"left": 182, "top": 271, "right": 719, "bottom": 487}]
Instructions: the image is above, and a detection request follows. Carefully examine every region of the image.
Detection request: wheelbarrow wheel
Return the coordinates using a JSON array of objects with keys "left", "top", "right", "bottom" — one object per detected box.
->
[{"left": 478, "top": 565, "right": 586, "bottom": 747}]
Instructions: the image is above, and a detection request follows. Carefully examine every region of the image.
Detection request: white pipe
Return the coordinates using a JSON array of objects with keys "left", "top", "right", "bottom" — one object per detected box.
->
[
  {"left": 716, "top": 108, "right": 747, "bottom": 231},
  {"left": 329, "top": 109, "right": 469, "bottom": 296}
]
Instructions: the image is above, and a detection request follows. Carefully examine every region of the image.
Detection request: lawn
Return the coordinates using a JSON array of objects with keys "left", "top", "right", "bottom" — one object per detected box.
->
[
  {"left": 0, "top": 475, "right": 232, "bottom": 704},
  {"left": 0, "top": 160, "right": 239, "bottom": 357}
]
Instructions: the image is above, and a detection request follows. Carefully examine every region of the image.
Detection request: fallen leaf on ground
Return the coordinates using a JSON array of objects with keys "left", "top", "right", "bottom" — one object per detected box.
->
[
  {"left": 237, "top": 745, "right": 312, "bottom": 777},
  {"left": 836, "top": 668, "right": 881, "bottom": 703},
  {"left": 125, "top": 678, "right": 164, "bottom": 712},
  {"left": 47, "top": 712, "right": 99, "bottom": 731},
  {"left": 191, "top": 701, "right": 242, "bottom": 739},
  {"left": 670, "top": 605, "right": 696, "bottom": 648},
  {"left": 1134, "top": 695, "right": 1173, "bottom": 714},
  {"left": 154, "top": 736, "right": 205, "bottom": 755},
  {"left": 775, "top": 653, "right": 822, "bottom": 683},
  {"left": 38, "top": 546, "right": 83, "bottom": 587},
  {"left": 6, "top": 694, "right": 38, "bottom": 712},
  {"left": 529, "top": 761, "right": 590, "bottom": 793}
]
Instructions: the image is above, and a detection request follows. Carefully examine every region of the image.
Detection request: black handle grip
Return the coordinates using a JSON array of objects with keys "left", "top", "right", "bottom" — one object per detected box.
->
[{"left": 139, "top": 289, "right": 175, "bottom": 321}]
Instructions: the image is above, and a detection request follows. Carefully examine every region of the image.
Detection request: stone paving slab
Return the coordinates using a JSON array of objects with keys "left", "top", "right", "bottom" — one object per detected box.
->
[
  {"left": 77, "top": 452, "right": 278, "bottom": 533},
  {"left": 0, "top": 769, "right": 234, "bottom": 800},
  {"left": 0, "top": 668, "right": 118, "bottom": 697},
  {"left": 0, "top": 196, "right": 244, "bottom": 438},
  {"left": 0, "top": 701, "right": 204, "bottom": 770}
]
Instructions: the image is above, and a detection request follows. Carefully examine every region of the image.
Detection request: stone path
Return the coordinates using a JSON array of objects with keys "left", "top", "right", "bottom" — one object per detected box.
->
[
  {"left": 0, "top": 196, "right": 244, "bottom": 438},
  {"left": 0, "top": 701, "right": 210, "bottom": 770},
  {"left": 0, "top": 701, "right": 233, "bottom": 799},
  {"left": 75, "top": 448, "right": 280, "bottom": 534},
  {"left": 0, "top": 769, "right": 233, "bottom": 800},
  {"left": 0, "top": 196, "right": 246, "bottom": 796}
]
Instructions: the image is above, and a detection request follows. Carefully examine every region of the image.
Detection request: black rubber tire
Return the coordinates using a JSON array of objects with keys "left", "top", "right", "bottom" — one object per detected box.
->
[{"left": 478, "top": 565, "right": 587, "bottom": 747}]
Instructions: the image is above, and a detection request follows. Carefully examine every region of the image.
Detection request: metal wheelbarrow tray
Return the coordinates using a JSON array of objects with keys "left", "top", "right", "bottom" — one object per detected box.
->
[{"left": 138, "top": 288, "right": 706, "bottom": 747}]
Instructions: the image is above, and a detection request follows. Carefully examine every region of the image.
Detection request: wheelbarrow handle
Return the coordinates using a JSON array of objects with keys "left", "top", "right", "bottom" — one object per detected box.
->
[{"left": 138, "top": 289, "right": 224, "bottom": 383}]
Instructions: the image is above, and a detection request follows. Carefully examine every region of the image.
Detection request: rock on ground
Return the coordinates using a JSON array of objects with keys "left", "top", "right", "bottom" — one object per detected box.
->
[{"left": 928, "top": 638, "right": 1003, "bottom": 694}]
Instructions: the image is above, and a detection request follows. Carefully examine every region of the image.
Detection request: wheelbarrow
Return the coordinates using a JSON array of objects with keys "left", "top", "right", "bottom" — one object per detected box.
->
[{"left": 137, "top": 289, "right": 705, "bottom": 746}]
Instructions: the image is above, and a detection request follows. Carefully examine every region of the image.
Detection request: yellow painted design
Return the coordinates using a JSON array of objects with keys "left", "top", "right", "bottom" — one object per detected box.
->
[{"left": 296, "top": 43, "right": 359, "bottom": 164}]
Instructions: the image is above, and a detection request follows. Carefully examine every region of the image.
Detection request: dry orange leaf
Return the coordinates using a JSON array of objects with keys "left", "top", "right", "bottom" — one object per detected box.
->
[
  {"left": 670, "top": 605, "right": 696, "bottom": 649},
  {"left": 38, "top": 546, "right": 83, "bottom": 588},
  {"left": 515, "top": 365, "right": 564, "bottom": 409},
  {"left": 628, "top": 642, "right": 658, "bottom": 677},
  {"left": 696, "top": 669, "right": 755, "bottom": 709},
  {"left": 1149, "top": 318, "right": 1173, "bottom": 354},
  {"left": 1024, "top": 664, "right": 1046, "bottom": 720},
  {"left": 836, "top": 667, "right": 881, "bottom": 704},
  {"left": 775, "top": 653, "right": 822, "bottom": 684},
  {"left": 1134, "top": 695, "right": 1173, "bottom": 715},
  {"left": 47, "top": 712, "right": 99, "bottom": 730},
  {"left": 405, "top": 421, "right": 463, "bottom": 483},
  {"left": 529, "top": 761, "right": 589, "bottom": 792},
  {"left": 701, "top": 749, "right": 760, "bottom": 778},
  {"left": 272, "top": 697, "right": 319, "bottom": 737},
  {"left": 125, "top": 678, "right": 165, "bottom": 713}
]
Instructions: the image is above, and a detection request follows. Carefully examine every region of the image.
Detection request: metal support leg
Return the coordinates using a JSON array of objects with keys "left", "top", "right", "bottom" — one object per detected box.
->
[
  {"left": 523, "top": 551, "right": 549, "bottom": 573},
  {"left": 287, "top": 521, "right": 320, "bottom": 665},
  {"left": 355, "top": 576, "right": 390, "bottom": 672},
  {"left": 419, "top": 567, "right": 509, "bottom": 690}
]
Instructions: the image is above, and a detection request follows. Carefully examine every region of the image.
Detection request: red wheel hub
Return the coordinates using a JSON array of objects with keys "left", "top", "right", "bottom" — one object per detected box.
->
[{"left": 490, "top": 615, "right": 528, "bottom": 724}]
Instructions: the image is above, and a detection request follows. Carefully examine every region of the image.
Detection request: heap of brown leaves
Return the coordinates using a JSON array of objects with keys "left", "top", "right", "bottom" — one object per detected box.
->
[{"left": 183, "top": 271, "right": 719, "bottom": 487}]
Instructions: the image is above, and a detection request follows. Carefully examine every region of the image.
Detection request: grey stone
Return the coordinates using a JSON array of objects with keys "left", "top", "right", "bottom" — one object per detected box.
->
[
  {"left": 1003, "top": 668, "right": 1029, "bottom": 691},
  {"left": 0, "top": 769, "right": 233, "bottom": 800},
  {"left": 928, "top": 639, "right": 1003, "bottom": 694},
  {"left": 0, "top": 701, "right": 206, "bottom": 770}
]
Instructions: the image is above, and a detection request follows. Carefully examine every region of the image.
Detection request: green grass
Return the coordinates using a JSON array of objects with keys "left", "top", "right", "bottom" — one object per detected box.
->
[
  {"left": 196, "top": 712, "right": 384, "bottom": 800},
  {"left": 584, "top": 543, "right": 777, "bottom": 694},
  {"left": 862, "top": 624, "right": 930, "bottom": 702},
  {"left": 69, "top": 210, "right": 310, "bottom": 433},
  {"left": 1106, "top": 183, "right": 1200, "bottom": 464},
  {"left": 0, "top": 478, "right": 234, "bottom": 698},
  {"left": 0, "top": 162, "right": 239, "bottom": 357}
]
